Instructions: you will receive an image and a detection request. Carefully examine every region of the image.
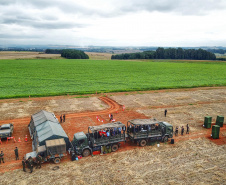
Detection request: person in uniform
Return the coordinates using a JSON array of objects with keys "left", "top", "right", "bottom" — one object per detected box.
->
[
  {"left": 186, "top": 124, "right": 190, "bottom": 134},
  {"left": 109, "top": 114, "right": 113, "bottom": 121},
  {"left": 27, "top": 157, "right": 33, "bottom": 173},
  {"left": 60, "top": 115, "right": 63, "bottom": 123},
  {"left": 71, "top": 151, "right": 76, "bottom": 161},
  {"left": 175, "top": 126, "right": 179, "bottom": 136},
  {"left": 63, "top": 114, "right": 66, "bottom": 122},
  {"left": 0, "top": 151, "right": 5, "bottom": 164},
  {"left": 36, "top": 155, "right": 42, "bottom": 169},
  {"left": 181, "top": 126, "right": 184, "bottom": 135},
  {"left": 14, "top": 147, "right": 19, "bottom": 160},
  {"left": 22, "top": 157, "right": 26, "bottom": 172},
  {"left": 110, "top": 128, "right": 113, "bottom": 136},
  {"left": 164, "top": 109, "right": 167, "bottom": 117}
]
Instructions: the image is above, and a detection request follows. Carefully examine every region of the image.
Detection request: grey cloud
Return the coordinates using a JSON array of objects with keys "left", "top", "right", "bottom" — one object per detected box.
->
[
  {"left": 0, "top": 33, "right": 42, "bottom": 39},
  {"left": 1, "top": 0, "right": 226, "bottom": 20},
  {"left": 0, "top": 7, "right": 86, "bottom": 30},
  {"left": 30, "top": 21, "right": 85, "bottom": 29},
  {"left": 4, "top": 0, "right": 226, "bottom": 17},
  {"left": 1, "top": 0, "right": 226, "bottom": 32},
  {"left": 119, "top": 0, "right": 226, "bottom": 16},
  {"left": 1, "top": 17, "right": 85, "bottom": 29},
  {"left": 41, "top": 15, "right": 58, "bottom": 21},
  {"left": 0, "top": 0, "right": 15, "bottom": 6}
]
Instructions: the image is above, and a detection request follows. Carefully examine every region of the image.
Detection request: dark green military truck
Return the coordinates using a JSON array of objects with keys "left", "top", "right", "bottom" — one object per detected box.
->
[
  {"left": 71, "top": 122, "right": 126, "bottom": 157},
  {"left": 127, "top": 119, "right": 173, "bottom": 146}
]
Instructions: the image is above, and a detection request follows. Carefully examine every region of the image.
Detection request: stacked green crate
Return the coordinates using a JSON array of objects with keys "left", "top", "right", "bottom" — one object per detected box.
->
[
  {"left": 216, "top": 115, "right": 224, "bottom": 127},
  {"left": 204, "top": 116, "right": 212, "bottom": 128},
  {"left": 212, "top": 125, "right": 220, "bottom": 139}
]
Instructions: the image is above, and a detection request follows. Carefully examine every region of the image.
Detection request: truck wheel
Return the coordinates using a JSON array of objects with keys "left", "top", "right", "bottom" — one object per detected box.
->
[
  {"left": 111, "top": 144, "right": 119, "bottom": 152},
  {"left": 54, "top": 157, "right": 61, "bottom": 164},
  {"left": 163, "top": 136, "right": 168, "bottom": 143},
  {"left": 82, "top": 149, "right": 91, "bottom": 157},
  {"left": 139, "top": 139, "right": 147, "bottom": 147}
]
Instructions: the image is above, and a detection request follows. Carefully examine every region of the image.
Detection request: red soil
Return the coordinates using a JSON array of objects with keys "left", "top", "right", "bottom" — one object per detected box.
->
[{"left": 0, "top": 96, "right": 225, "bottom": 173}]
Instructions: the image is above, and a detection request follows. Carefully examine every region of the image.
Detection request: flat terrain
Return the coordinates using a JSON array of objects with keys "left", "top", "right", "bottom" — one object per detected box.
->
[
  {"left": 0, "top": 52, "right": 225, "bottom": 184},
  {"left": 1, "top": 59, "right": 226, "bottom": 98},
  {"left": 85, "top": 52, "right": 112, "bottom": 60},
  {"left": 1, "top": 138, "right": 225, "bottom": 185},
  {"left": 0, "top": 87, "right": 225, "bottom": 184},
  {"left": 0, "top": 51, "right": 61, "bottom": 59}
]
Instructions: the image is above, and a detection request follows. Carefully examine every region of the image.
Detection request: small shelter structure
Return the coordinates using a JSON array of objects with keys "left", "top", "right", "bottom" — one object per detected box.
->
[{"left": 28, "top": 110, "right": 70, "bottom": 150}]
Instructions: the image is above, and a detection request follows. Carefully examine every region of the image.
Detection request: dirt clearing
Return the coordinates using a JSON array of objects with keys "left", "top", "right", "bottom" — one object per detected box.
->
[{"left": 0, "top": 87, "right": 225, "bottom": 184}]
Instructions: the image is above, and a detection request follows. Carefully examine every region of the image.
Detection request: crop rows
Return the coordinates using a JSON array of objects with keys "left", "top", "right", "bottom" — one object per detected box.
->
[{"left": 0, "top": 59, "right": 225, "bottom": 98}]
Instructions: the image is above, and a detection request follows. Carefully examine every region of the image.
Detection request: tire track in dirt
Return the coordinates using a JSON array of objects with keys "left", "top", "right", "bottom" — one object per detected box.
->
[
  {"left": 0, "top": 96, "right": 121, "bottom": 124},
  {"left": 128, "top": 100, "right": 226, "bottom": 110},
  {"left": 64, "top": 96, "right": 121, "bottom": 118}
]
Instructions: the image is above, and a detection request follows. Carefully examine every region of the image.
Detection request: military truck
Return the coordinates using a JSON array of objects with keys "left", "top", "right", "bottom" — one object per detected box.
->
[
  {"left": 25, "top": 138, "right": 67, "bottom": 164},
  {"left": 127, "top": 119, "right": 173, "bottom": 146},
  {"left": 0, "top": 123, "right": 14, "bottom": 139},
  {"left": 71, "top": 122, "right": 126, "bottom": 157}
]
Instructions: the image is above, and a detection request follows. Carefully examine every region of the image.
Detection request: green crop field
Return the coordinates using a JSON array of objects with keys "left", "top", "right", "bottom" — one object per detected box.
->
[{"left": 0, "top": 59, "right": 226, "bottom": 99}]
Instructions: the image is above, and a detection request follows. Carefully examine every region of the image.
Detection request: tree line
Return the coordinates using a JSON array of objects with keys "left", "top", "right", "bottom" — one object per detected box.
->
[
  {"left": 45, "top": 49, "right": 63, "bottom": 54},
  {"left": 45, "top": 49, "right": 89, "bottom": 59},
  {"left": 207, "top": 49, "right": 226, "bottom": 54},
  {"left": 111, "top": 47, "right": 216, "bottom": 60}
]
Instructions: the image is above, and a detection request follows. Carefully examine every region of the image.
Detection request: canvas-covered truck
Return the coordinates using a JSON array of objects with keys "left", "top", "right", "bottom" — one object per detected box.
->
[
  {"left": 127, "top": 119, "right": 173, "bottom": 146},
  {"left": 25, "top": 138, "right": 67, "bottom": 164},
  {"left": 0, "top": 123, "right": 14, "bottom": 139},
  {"left": 71, "top": 122, "right": 126, "bottom": 157}
]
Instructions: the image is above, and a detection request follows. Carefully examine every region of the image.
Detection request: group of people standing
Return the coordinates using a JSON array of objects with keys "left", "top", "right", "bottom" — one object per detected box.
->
[
  {"left": 164, "top": 109, "right": 190, "bottom": 136},
  {"left": 22, "top": 154, "right": 42, "bottom": 173},
  {"left": 60, "top": 114, "right": 66, "bottom": 123},
  {"left": 95, "top": 127, "right": 126, "bottom": 138},
  {"left": 0, "top": 146, "right": 42, "bottom": 173},
  {"left": 175, "top": 124, "right": 190, "bottom": 136},
  {"left": 0, "top": 147, "right": 19, "bottom": 164},
  {"left": 128, "top": 124, "right": 155, "bottom": 133}
]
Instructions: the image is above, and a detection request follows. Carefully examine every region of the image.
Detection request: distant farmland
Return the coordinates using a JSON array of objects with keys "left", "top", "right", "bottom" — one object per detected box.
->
[{"left": 0, "top": 59, "right": 226, "bottom": 99}]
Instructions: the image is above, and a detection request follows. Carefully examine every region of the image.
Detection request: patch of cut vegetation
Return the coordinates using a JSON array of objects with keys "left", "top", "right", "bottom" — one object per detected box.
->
[{"left": 1, "top": 138, "right": 226, "bottom": 185}]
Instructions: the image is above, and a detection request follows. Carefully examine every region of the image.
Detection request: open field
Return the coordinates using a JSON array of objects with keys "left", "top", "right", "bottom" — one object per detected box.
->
[
  {"left": 85, "top": 52, "right": 112, "bottom": 60},
  {"left": 0, "top": 59, "right": 226, "bottom": 99},
  {"left": 215, "top": 53, "right": 226, "bottom": 58},
  {"left": 0, "top": 87, "right": 225, "bottom": 184},
  {"left": 0, "top": 51, "right": 61, "bottom": 59},
  {"left": 0, "top": 51, "right": 112, "bottom": 60}
]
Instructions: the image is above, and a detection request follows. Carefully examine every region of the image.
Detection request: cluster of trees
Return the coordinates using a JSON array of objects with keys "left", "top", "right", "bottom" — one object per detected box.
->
[
  {"left": 207, "top": 49, "right": 226, "bottom": 54},
  {"left": 45, "top": 49, "right": 89, "bottom": 59},
  {"left": 61, "top": 49, "right": 89, "bottom": 59},
  {"left": 111, "top": 47, "right": 216, "bottom": 60},
  {"left": 45, "top": 49, "right": 63, "bottom": 54},
  {"left": 217, "top": 58, "right": 226, "bottom": 61}
]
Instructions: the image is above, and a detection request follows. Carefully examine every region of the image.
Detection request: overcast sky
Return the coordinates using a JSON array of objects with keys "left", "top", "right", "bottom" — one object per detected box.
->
[{"left": 0, "top": 0, "right": 226, "bottom": 47}]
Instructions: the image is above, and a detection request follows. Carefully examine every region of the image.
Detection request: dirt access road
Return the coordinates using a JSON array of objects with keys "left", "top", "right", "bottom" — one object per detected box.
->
[{"left": 0, "top": 87, "right": 225, "bottom": 174}]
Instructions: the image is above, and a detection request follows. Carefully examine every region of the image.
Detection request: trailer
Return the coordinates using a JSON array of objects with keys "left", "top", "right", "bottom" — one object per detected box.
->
[{"left": 25, "top": 138, "right": 67, "bottom": 164}]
